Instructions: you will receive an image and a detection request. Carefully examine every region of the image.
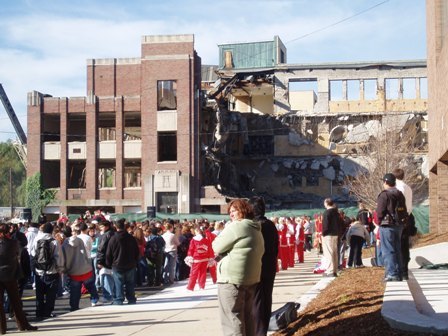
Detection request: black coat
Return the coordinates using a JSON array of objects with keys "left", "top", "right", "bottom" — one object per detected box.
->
[
  {"left": 97, "top": 229, "right": 114, "bottom": 267},
  {"left": 0, "top": 238, "right": 20, "bottom": 282},
  {"left": 257, "top": 216, "right": 279, "bottom": 281},
  {"left": 377, "top": 187, "right": 407, "bottom": 225},
  {"left": 105, "top": 230, "right": 139, "bottom": 272},
  {"left": 322, "top": 207, "right": 342, "bottom": 237}
]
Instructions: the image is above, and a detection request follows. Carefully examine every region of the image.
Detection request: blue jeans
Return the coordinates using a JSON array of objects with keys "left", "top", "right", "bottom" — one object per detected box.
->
[
  {"left": 69, "top": 274, "right": 99, "bottom": 311},
  {"left": 163, "top": 251, "right": 177, "bottom": 284},
  {"left": 100, "top": 272, "right": 115, "bottom": 301},
  {"left": 379, "top": 225, "right": 403, "bottom": 279},
  {"left": 136, "top": 257, "right": 148, "bottom": 286},
  {"left": 112, "top": 268, "right": 136, "bottom": 305}
]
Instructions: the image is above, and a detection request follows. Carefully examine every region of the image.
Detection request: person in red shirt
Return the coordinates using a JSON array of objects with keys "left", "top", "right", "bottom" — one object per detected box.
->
[
  {"left": 277, "top": 217, "right": 289, "bottom": 270},
  {"left": 185, "top": 226, "right": 215, "bottom": 291},
  {"left": 295, "top": 217, "right": 305, "bottom": 263}
]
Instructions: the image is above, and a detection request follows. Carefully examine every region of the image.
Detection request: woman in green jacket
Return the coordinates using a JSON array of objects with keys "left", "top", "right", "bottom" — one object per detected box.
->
[{"left": 212, "top": 199, "right": 264, "bottom": 336}]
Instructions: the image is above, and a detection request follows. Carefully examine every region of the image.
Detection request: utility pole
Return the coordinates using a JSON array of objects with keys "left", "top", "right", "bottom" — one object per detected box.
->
[{"left": 10, "top": 167, "right": 13, "bottom": 218}]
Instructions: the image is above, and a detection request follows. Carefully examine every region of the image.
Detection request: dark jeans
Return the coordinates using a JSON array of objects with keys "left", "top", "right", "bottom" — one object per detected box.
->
[
  {"left": 35, "top": 273, "right": 59, "bottom": 318},
  {"left": 304, "top": 234, "right": 312, "bottom": 251},
  {"left": 147, "top": 255, "right": 164, "bottom": 286},
  {"left": 69, "top": 274, "right": 99, "bottom": 311},
  {"left": 379, "top": 225, "right": 403, "bottom": 279},
  {"left": 348, "top": 236, "right": 365, "bottom": 267},
  {"left": 112, "top": 268, "right": 136, "bottom": 305},
  {"left": 135, "top": 257, "right": 148, "bottom": 286},
  {"left": 253, "top": 275, "right": 276, "bottom": 336}
]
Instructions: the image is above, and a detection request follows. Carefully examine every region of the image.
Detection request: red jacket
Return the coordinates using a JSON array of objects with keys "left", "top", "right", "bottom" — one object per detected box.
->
[{"left": 187, "top": 236, "right": 214, "bottom": 261}]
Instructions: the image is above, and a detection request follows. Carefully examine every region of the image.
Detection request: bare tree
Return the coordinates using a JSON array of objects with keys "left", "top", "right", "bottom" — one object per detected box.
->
[{"left": 343, "top": 114, "right": 428, "bottom": 209}]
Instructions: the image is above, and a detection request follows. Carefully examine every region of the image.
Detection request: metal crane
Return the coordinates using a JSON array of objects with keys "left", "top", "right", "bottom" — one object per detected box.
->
[{"left": 0, "top": 83, "right": 27, "bottom": 168}]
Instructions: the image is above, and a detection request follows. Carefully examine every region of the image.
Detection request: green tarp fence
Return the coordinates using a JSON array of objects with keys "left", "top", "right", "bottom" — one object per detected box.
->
[{"left": 103, "top": 204, "right": 429, "bottom": 234}]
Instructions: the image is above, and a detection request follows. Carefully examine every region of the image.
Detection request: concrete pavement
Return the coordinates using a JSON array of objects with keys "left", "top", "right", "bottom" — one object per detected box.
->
[
  {"left": 381, "top": 242, "right": 448, "bottom": 334},
  {"left": 18, "top": 254, "right": 323, "bottom": 336},
  {"left": 12, "top": 243, "right": 448, "bottom": 335}
]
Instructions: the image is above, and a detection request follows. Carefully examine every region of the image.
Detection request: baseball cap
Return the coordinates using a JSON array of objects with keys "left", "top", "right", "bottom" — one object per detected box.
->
[{"left": 382, "top": 173, "right": 396, "bottom": 184}]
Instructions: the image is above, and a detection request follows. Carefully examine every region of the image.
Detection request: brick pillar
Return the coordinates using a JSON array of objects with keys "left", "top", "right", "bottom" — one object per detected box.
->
[
  {"left": 60, "top": 98, "right": 68, "bottom": 201},
  {"left": 429, "top": 170, "right": 438, "bottom": 234},
  {"left": 437, "top": 161, "right": 448, "bottom": 233},
  {"left": 86, "top": 98, "right": 98, "bottom": 200},
  {"left": 115, "top": 97, "right": 124, "bottom": 200}
]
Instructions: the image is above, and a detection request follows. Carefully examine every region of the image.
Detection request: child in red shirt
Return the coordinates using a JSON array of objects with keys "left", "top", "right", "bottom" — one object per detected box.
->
[{"left": 185, "top": 226, "right": 214, "bottom": 291}]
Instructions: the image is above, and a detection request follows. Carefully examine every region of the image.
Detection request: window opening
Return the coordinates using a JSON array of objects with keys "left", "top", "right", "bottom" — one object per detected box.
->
[{"left": 157, "top": 80, "right": 177, "bottom": 111}]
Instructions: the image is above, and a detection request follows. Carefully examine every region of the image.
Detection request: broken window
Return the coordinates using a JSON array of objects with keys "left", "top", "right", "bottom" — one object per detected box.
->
[
  {"left": 158, "top": 131, "right": 177, "bottom": 162},
  {"left": 42, "top": 161, "right": 60, "bottom": 188},
  {"left": 124, "top": 112, "right": 141, "bottom": 140},
  {"left": 347, "top": 80, "right": 360, "bottom": 100},
  {"left": 98, "top": 161, "right": 115, "bottom": 188},
  {"left": 403, "top": 78, "right": 417, "bottom": 99},
  {"left": 157, "top": 192, "right": 178, "bottom": 214},
  {"left": 68, "top": 160, "right": 86, "bottom": 188},
  {"left": 42, "top": 114, "right": 60, "bottom": 142},
  {"left": 330, "top": 80, "right": 343, "bottom": 101},
  {"left": 68, "top": 114, "right": 86, "bottom": 142},
  {"left": 124, "top": 160, "right": 141, "bottom": 188},
  {"left": 385, "top": 78, "right": 399, "bottom": 99},
  {"left": 157, "top": 80, "right": 177, "bottom": 111},
  {"left": 98, "top": 113, "right": 116, "bottom": 141},
  {"left": 289, "top": 79, "right": 317, "bottom": 112},
  {"left": 419, "top": 77, "right": 428, "bottom": 99},
  {"left": 280, "top": 50, "right": 286, "bottom": 64},
  {"left": 364, "top": 79, "right": 377, "bottom": 100}
]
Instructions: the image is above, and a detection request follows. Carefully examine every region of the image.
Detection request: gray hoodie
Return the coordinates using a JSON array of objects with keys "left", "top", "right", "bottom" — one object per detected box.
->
[{"left": 62, "top": 235, "right": 92, "bottom": 276}]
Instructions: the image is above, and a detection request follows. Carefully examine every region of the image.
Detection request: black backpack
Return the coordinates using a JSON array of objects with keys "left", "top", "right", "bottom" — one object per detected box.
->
[
  {"left": 34, "top": 238, "right": 55, "bottom": 271},
  {"left": 268, "top": 302, "right": 301, "bottom": 331},
  {"left": 387, "top": 190, "right": 409, "bottom": 227},
  {"left": 145, "top": 236, "right": 165, "bottom": 260}
]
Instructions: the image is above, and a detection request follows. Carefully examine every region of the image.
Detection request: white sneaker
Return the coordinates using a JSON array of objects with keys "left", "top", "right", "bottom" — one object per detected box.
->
[{"left": 91, "top": 301, "right": 102, "bottom": 307}]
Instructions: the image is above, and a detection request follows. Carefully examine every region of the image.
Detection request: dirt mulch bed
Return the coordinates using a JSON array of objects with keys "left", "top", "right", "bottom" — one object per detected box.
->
[{"left": 273, "top": 232, "right": 448, "bottom": 336}]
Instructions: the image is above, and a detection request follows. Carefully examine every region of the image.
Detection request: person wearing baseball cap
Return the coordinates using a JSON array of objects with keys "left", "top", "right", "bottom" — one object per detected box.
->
[{"left": 376, "top": 172, "right": 407, "bottom": 282}]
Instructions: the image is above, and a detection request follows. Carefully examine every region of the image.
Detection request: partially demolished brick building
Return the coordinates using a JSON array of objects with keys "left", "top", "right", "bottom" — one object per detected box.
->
[{"left": 200, "top": 36, "right": 428, "bottom": 212}]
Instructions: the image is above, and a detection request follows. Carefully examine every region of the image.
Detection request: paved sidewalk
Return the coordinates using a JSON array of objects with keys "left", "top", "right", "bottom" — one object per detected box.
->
[
  {"left": 22, "top": 254, "right": 322, "bottom": 336},
  {"left": 381, "top": 242, "right": 448, "bottom": 334}
]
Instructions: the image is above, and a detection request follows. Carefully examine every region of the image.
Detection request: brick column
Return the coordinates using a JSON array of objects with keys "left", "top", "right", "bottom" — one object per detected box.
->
[
  {"left": 86, "top": 98, "right": 98, "bottom": 200},
  {"left": 437, "top": 161, "right": 448, "bottom": 233},
  {"left": 115, "top": 97, "right": 124, "bottom": 200},
  {"left": 60, "top": 98, "right": 68, "bottom": 201},
  {"left": 429, "top": 170, "right": 438, "bottom": 234}
]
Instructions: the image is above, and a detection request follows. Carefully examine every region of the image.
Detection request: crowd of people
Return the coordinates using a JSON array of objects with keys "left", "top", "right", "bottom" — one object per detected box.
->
[{"left": 0, "top": 168, "right": 415, "bottom": 335}]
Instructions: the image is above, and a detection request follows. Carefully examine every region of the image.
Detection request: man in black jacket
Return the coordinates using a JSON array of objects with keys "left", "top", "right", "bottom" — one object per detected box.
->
[
  {"left": 377, "top": 173, "right": 406, "bottom": 282},
  {"left": 322, "top": 198, "right": 342, "bottom": 277},
  {"left": 105, "top": 219, "right": 139, "bottom": 305},
  {"left": 96, "top": 220, "right": 115, "bottom": 303},
  {"left": 249, "top": 196, "right": 279, "bottom": 336}
]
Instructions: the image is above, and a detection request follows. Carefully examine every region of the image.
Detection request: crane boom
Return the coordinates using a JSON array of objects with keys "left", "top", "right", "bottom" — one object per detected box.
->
[
  {"left": 0, "top": 83, "right": 27, "bottom": 145},
  {"left": 0, "top": 83, "right": 28, "bottom": 168}
]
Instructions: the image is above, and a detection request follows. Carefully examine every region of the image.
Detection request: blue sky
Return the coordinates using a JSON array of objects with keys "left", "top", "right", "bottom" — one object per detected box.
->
[{"left": 0, "top": 0, "right": 426, "bottom": 142}]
